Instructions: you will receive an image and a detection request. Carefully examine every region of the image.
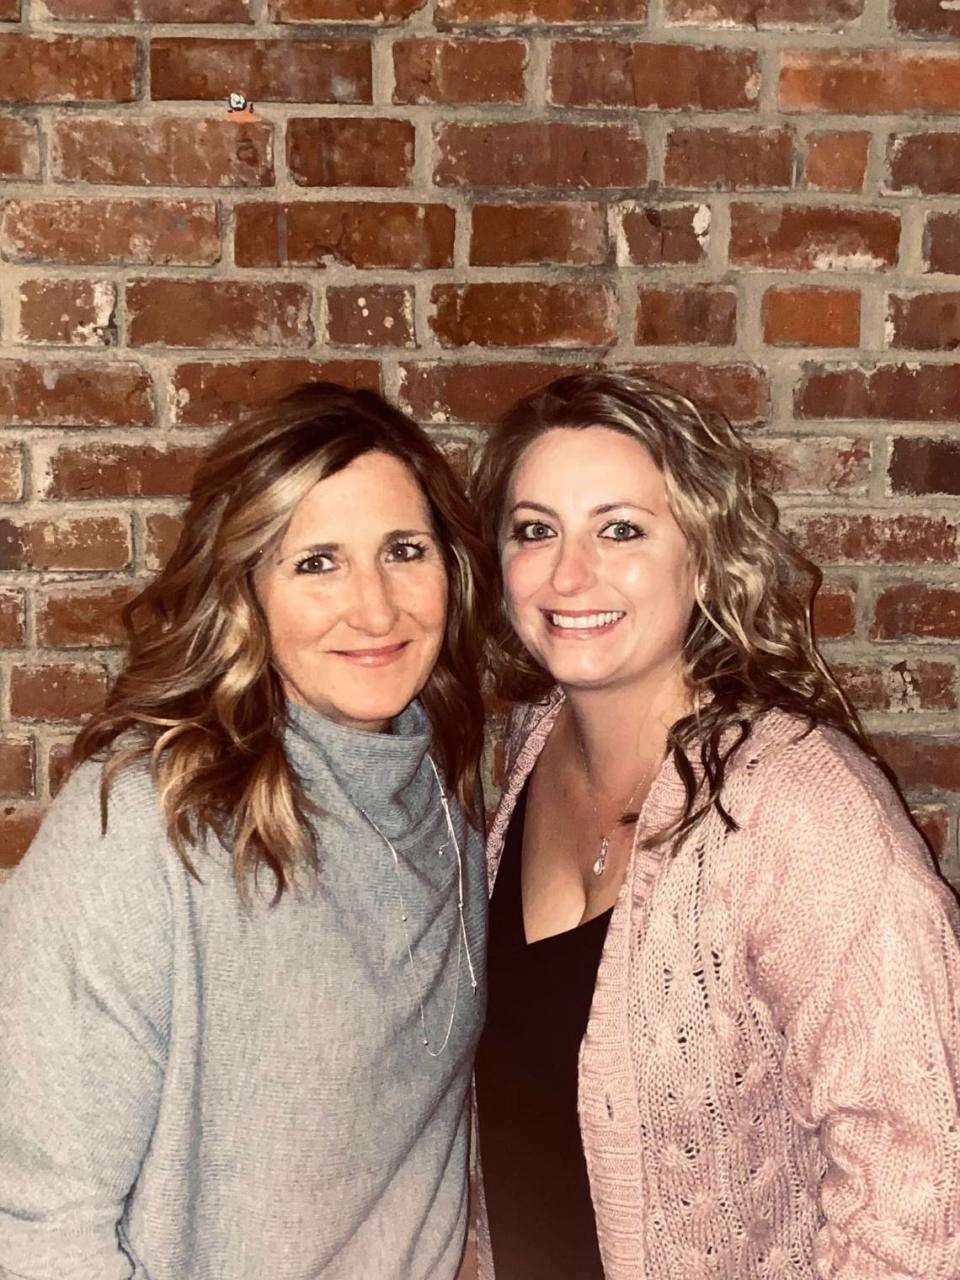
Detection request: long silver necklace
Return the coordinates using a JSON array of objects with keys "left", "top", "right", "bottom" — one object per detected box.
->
[
  {"left": 574, "top": 731, "right": 652, "bottom": 877},
  {"left": 358, "top": 755, "right": 478, "bottom": 1058}
]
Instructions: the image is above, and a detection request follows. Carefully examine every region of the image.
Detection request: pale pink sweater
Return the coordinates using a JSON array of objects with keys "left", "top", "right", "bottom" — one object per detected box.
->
[{"left": 477, "top": 691, "right": 960, "bottom": 1280}]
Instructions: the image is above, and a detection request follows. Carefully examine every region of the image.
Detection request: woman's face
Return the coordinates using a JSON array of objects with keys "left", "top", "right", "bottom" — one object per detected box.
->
[
  {"left": 255, "top": 451, "right": 448, "bottom": 733},
  {"left": 501, "top": 426, "right": 696, "bottom": 695}
]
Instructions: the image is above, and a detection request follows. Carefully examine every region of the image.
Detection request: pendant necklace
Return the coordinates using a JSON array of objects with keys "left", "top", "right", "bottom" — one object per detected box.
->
[
  {"left": 574, "top": 731, "right": 653, "bottom": 877},
  {"left": 358, "top": 755, "right": 478, "bottom": 1057}
]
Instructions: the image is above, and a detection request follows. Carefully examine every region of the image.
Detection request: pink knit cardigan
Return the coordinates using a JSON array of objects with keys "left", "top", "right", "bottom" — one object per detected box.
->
[{"left": 476, "top": 690, "right": 960, "bottom": 1280}]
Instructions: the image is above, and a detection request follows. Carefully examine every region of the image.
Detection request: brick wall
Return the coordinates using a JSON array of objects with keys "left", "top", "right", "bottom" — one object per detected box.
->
[{"left": 1, "top": 0, "right": 958, "bottom": 887}]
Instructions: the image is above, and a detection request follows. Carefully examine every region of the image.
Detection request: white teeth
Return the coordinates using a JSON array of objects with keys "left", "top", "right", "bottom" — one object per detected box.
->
[{"left": 548, "top": 611, "right": 624, "bottom": 630}]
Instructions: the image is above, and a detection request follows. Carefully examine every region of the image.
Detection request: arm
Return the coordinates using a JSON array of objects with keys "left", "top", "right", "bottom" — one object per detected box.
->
[
  {"left": 745, "top": 733, "right": 960, "bottom": 1280},
  {"left": 0, "top": 764, "right": 172, "bottom": 1280}
]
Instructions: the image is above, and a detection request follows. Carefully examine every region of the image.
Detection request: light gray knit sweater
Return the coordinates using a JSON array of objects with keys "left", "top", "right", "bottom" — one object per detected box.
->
[{"left": 0, "top": 700, "right": 487, "bottom": 1280}]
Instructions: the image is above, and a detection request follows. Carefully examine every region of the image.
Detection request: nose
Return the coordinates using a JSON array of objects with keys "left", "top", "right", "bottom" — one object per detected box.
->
[
  {"left": 346, "top": 564, "right": 399, "bottom": 636},
  {"left": 550, "top": 536, "right": 597, "bottom": 597}
]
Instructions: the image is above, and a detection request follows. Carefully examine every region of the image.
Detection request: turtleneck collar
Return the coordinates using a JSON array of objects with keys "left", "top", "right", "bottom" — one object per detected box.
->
[{"left": 284, "top": 699, "right": 436, "bottom": 838}]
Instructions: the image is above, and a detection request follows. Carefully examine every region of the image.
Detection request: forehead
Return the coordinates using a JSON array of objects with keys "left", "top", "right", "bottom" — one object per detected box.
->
[
  {"left": 286, "top": 451, "right": 431, "bottom": 535},
  {"left": 510, "top": 426, "right": 665, "bottom": 502}
]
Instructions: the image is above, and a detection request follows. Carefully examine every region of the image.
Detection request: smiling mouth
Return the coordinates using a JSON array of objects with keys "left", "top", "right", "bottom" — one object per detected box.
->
[
  {"left": 331, "top": 642, "right": 409, "bottom": 665},
  {"left": 544, "top": 610, "right": 625, "bottom": 632}
]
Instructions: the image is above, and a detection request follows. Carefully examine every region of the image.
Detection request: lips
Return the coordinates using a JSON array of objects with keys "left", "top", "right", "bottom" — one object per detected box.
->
[
  {"left": 330, "top": 642, "right": 409, "bottom": 666},
  {"left": 542, "top": 609, "right": 625, "bottom": 636}
]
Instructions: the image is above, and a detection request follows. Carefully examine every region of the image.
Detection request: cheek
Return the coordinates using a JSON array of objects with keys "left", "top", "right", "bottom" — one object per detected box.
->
[{"left": 408, "top": 567, "right": 448, "bottom": 632}]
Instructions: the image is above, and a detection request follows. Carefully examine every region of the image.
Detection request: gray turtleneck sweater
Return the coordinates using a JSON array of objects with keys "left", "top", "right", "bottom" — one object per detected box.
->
[{"left": 0, "top": 701, "right": 487, "bottom": 1280}]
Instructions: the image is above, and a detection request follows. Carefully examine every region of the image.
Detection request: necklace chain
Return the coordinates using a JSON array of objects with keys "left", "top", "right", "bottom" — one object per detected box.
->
[
  {"left": 358, "top": 755, "right": 477, "bottom": 1058},
  {"left": 573, "top": 728, "right": 652, "bottom": 877}
]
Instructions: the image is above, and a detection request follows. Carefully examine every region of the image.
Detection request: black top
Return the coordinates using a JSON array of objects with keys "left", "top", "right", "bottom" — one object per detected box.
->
[{"left": 475, "top": 779, "right": 612, "bottom": 1280}]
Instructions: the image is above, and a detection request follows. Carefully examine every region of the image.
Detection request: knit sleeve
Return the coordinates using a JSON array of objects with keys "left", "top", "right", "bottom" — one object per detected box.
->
[
  {"left": 744, "top": 731, "right": 960, "bottom": 1280},
  {"left": 0, "top": 762, "right": 173, "bottom": 1280}
]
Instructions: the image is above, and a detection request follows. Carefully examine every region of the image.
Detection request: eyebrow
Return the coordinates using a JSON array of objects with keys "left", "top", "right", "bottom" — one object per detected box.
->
[
  {"left": 508, "top": 500, "right": 658, "bottom": 520},
  {"left": 280, "top": 528, "right": 435, "bottom": 560}
]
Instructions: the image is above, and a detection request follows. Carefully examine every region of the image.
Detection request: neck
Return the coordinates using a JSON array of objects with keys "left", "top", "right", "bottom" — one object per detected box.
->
[{"left": 561, "top": 668, "right": 691, "bottom": 792}]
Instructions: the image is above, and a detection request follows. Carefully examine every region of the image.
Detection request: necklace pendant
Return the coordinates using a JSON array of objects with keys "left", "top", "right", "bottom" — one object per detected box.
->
[{"left": 592, "top": 835, "right": 609, "bottom": 877}]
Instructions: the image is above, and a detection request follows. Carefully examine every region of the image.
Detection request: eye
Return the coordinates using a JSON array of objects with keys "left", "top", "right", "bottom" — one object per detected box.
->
[
  {"left": 293, "top": 551, "right": 336, "bottom": 575},
  {"left": 512, "top": 520, "right": 555, "bottom": 543},
  {"left": 387, "top": 540, "right": 428, "bottom": 563},
  {"left": 599, "top": 519, "right": 645, "bottom": 542}
]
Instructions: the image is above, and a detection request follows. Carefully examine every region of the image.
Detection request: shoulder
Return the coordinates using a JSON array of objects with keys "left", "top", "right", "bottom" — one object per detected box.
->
[
  {"left": 729, "top": 709, "right": 935, "bottom": 889},
  {"left": 4, "top": 753, "right": 176, "bottom": 916}
]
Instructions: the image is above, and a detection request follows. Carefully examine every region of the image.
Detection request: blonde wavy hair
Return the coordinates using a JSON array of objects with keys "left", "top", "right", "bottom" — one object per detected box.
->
[
  {"left": 471, "top": 370, "right": 874, "bottom": 844},
  {"left": 73, "top": 383, "right": 493, "bottom": 900}
]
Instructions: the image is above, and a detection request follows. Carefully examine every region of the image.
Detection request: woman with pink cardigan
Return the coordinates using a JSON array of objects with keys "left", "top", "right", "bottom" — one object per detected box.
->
[{"left": 470, "top": 371, "right": 960, "bottom": 1280}]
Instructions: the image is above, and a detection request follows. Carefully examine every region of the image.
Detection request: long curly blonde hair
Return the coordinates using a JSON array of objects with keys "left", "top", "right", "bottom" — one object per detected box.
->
[
  {"left": 73, "top": 383, "right": 493, "bottom": 900},
  {"left": 471, "top": 370, "right": 874, "bottom": 843}
]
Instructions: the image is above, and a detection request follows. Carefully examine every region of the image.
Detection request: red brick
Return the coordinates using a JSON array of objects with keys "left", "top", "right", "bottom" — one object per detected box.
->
[
  {"left": 0, "top": 115, "right": 40, "bottom": 180},
  {"left": 37, "top": 584, "right": 137, "bottom": 648},
  {"left": 666, "top": 0, "right": 861, "bottom": 22},
  {"left": 796, "top": 363, "right": 960, "bottom": 421},
  {"left": 871, "top": 584, "right": 960, "bottom": 641},
  {"left": 0, "top": 516, "right": 130, "bottom": 571},
  {"left": 889, "top": 134, "right": 960, "bottom": 195},
  {"left": 1, "top": 199, "right": 219, "bottom": 266},
  {"left": 271, "top": 0, "right": 423, "bottom": 16},
  {"left": 834, "top": 659, "right": 956, "bottom": 714},
  {"left": 0, "top": 0, "right": 19, "bottom": 16},
  {"left": 127, "top": 281, "right": 314, "bottom": 350},
  {"left": 1, "top": 804, "right": 43, "bottom": 868},
  {"left": 894, "top": 0, "right": 960, "bottom": 38},
  {"left": 145, "top": 512, "right": 183, "bottom": 571},
  {"left": 813, "top": 580, "right": 856, "bottom": 639},
  {"left": 665, "top": 128, "right": 793, "bottom": 191},
  {"left": 0, "top": 739, "right": 33, "bottom": 798},
  {"left": 924, "top": 213, "right": 960, "bottom": 275},
  {"left": 910, "top": 804, "right": 949, "bottom": 861},
  {"left": 888, "top": 436, "right": 960, "bottom": 496},
  {"left": 45, "top": 444, "right": 203, "bottom": 499},
  {"left": 18, "top": 280, "right": 117, "bottom": 346},
  {"left": 394, "top": 39, "right": 525, "bottom": 104},
  {"left": 10, "top": 663, "right": 107, "bottom": 723},
  {"left": 626, "top": 363, "right": 769, "bottom": 425},
  {"left": 172, "top": 359, "right": 380, "bottom": 427},
  {"left": 235, "top": 202, "right": 453, "bottom": 269},
  {"left": 730, "top": 205, "right": 899, "bottom": 271},
  {"left": 635, "top": 287, "right": 737, "bottom": 346},
  {"left": 437, "top": 0, "right": 641, "bottom": 17},
  {"left": 470, "top": 203, "right": 607, "bottom": 266},
  {"left": 44, "top": 0, "right": 250, "bottom": 15},
  {"left": 762, "top": 287, "right": 860, "bottom": 346},
  {"left": 888, "top": 292, "right": 960, "bottom": 351},
  {"left": 0, "top": 36, "right": 136, "bottom": 103},
  {"left": 873, "top": 734, "right": 960, "bottom": 791},
  {"left": 758, "top": 434, "right": 869, "bottom": 492},
  {"left": 327, "top": 286, "right": 413, "bottom": 347},
  {"left": 150, "top": 38, "right": 371, "bottom": 103},
  {"left": 788, "top": 512, "right": 957, "bottom": 565},
  {"left": 0, "top": 446, "right": 23, "bottom": 501},
  {"left": 0, "top": 590, "right": 25, "bottom": 646},
  {"left": 47, "top": 741, "right": 74, "bottom": 798},
  {"left": 52, "top": 117, "right": 273, "bottom": 187},
  {"left": 288, "top": 118, "right": 413, "bottom": 187},
  {"left": 0, "top": 360, "right": 153, "bottom": 428},
  {"left": 805, "top": 131, "right": 869, "bottom": 193},
  {"left": 781, "top": 50, "right": 960, "bottom": 113},
  {"left": 398, "top": 361, "right": 582, "bottom": 424},
  {"left": 431, "top": 283, "right": 616, "bottom": 348},
  {"left": 550, "top": 42, "right": 758, "bottom": 110},
  {"left": 435, "top": 122, "right": 646, "bottom": 189},
  {"left": 620, "top": 204, "right": 709, "bottom": 266}
]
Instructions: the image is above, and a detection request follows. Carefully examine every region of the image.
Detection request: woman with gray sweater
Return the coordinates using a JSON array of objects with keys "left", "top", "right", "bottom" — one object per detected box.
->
[{"left": 0, "top": 384, "right": 491, "bottom": 1280}]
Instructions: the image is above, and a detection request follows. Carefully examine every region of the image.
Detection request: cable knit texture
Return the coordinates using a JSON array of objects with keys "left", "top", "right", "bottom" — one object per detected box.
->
[{"left": 477, "top": 690, "right": 960, "bottom": 1280}]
